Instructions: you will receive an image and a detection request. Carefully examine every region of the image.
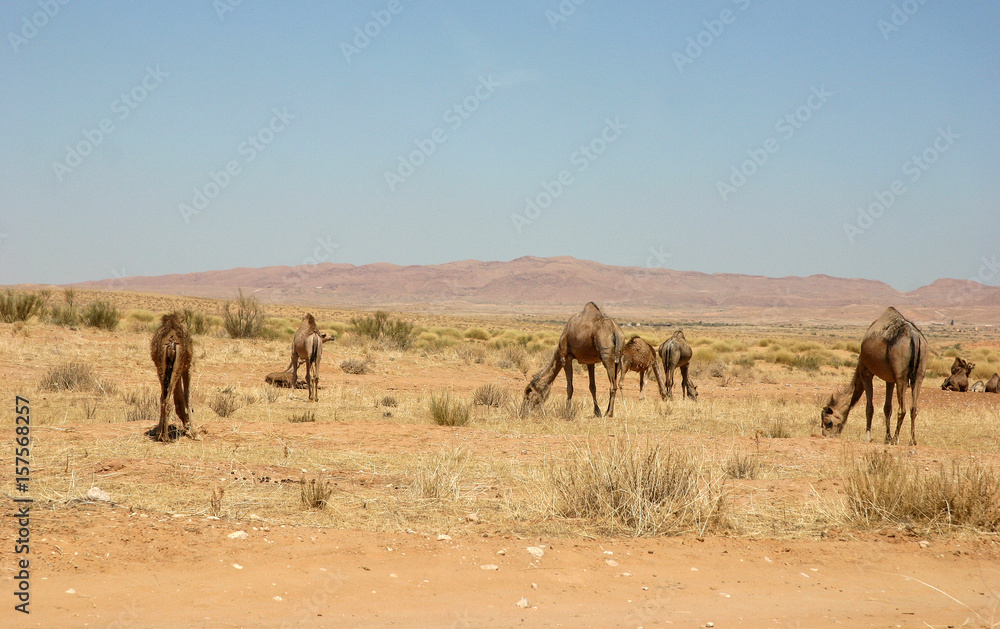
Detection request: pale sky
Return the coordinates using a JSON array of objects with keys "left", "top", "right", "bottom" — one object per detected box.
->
[{"left": 2, "top": 2, "right": 998, "bottom": 291}]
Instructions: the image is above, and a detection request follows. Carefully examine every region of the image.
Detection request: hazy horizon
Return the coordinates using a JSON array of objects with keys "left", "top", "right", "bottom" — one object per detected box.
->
[{"left": 2, "top": 2, "right": 998, "bottom": 293}]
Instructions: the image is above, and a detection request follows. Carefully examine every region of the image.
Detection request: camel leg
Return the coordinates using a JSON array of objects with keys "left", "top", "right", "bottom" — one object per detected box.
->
[
  {"left": 882, "top": 382, "right": 895, "bottom": 445},
  {"left": 893, "top": 381, "right": 908, "bottom": 446},
  {"left": 564, "top": 360, "right": 575, "bottom": 413},
  {"left": 680, "top": 363, "right": 694, "bottom": 400},
  {"left": 638, "top": 371, "right": 646, "bottom": 401},
  {"left": 175, "top": 368, "right": 196, "bottom": 438},
  {"left": 908, "top": 377, "right": 922, "bottom": 446},
  {"left": 602, "top": 359, "right": 618, "bottom": 418},
  {"left": 290, "top": 352, "right": 300, "bottom": 390},
  {"left": 587, "top": 364, "right": 602, "bottom": 417},
  {"left": 665, "top": 365, "right": 675, "bottom": 400},
  {"left": 157, "top": 391, "right": 170, "bottom": 442},
  {"left": 305, "top": 358, "right": 315, "bottom": 402},
  {"left": 861, "top": 374, "right": 875, "bottom": 443}
]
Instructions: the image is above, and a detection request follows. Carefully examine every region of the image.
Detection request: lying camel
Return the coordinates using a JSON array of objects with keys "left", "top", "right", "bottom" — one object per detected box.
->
[
  {"left": 617, "top": 336, "right": 667, "bottom": 400},
  {"left": 524, "top": 302, "right": 624, "bottom": 417},
  {"left": 971, "top": 380, "right": 986, "bottom": 393},
  {"left": 941, "top": 357, "right": 974, "bottom": 392},
  {"left": 987, "top": 373, "right": 1000, "bottom": 393},
  {"left": 820, "top": 307, "right": 927, "bottom": 445}
]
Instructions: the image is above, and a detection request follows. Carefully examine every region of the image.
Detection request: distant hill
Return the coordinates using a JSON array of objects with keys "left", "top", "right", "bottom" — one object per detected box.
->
[{"left": 70, "top": 256, "right": 1000, "bottom": 324}]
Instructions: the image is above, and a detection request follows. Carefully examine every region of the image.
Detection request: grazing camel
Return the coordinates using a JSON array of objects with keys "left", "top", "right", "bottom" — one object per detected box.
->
[
  {"left": 288, "top": 314, "right": 329, "bottom": 401},
  {"left": 658, "top": 330, "right": 698, "bottom": 401},
  {"left": 971, "top": 380, "right": 986, "bottom": 393},
  {"left": 524, "top": 302, "right": 624, "bottom": 417},
  {"left": 987, "top": 373, "right": 1000, "bottom": 393},
  {"left": 820, "top": 307, "right": 927, "bottom": 445},
  {"left": 617, "top": 336, "right": 667, "bottom": 400},
  {"left": 941, "top": 357, "right": 974, "bottom": 392},
  {"left": 150, "top": 313, "right": 195, "bottom": 442}
]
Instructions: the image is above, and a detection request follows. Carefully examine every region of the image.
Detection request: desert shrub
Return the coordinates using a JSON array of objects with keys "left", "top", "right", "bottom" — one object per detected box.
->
[
  {"left": 693, "top": 346, "right": 718, "bottom": 363},
  {"left": 843, "top": 450, "right": 1000, "bottom": 532},
  {"left": 722, "top": 450, "right": 760, "bottom": 480},
  {"left": 300, "top": 476, "right": 333, "bottom": 509},
  {"left": 222, "top": 289, "right": 265, "bottom": 339},
  {"left": 208, "top": 388, "right": 243, "bottom": 417},
  {"left": 48, "top": 289, "right": 79, "bottom": 326},
  {"left": 378, "top": 395, "right": 398, "bottom": 408},
  {"left": 429, "top": 391, "right": 471, "bottom": 427},
  {"left": 81, "top": 300, "right": 121, "bottom": 331},
  {"left": 758, "top": 416, "right": 791, "bottom": 438},
  {"left": 123, "top": 388, "right": 159, "bottom": 423},
  {"left": 289, "top": 411, "right": 316, "bottom": 423},
  {"left": 40, "top": 362, "right": 110, "bottom": 393},
  {"left": 351, "top": 311, "right": 413, "bottom": 349},
  {"left": 497, "top": 345, "right": 530, "bottom": 375},
  {"left": 409, "top": 448, "right": 467, "bottom": 501},
  {"left": 550, "top": 436, "right": 727, "bottom": 536},
  {"left": 792, "top": 352, "right": 824, "bottom": 372},
  {"left": 340, "top": 357, "right": 370, "bottom": 374},
  {"left": 456, "top": 344, "right": 487, "bottom": 365},
  {"left": 464, "top": 327, "right": 490, "bottom": 341},
  {"left": 182, "top": 308, "right": 211, "bottom": 335},
  {"left": 473, "top": 383, "right": 509, "bottom": 408},
  {"left": 734, "top": 354, "right": 756, "bottom": 368},
  {"left": 0, "top": 290, "right": 46, "bottom": 323}
]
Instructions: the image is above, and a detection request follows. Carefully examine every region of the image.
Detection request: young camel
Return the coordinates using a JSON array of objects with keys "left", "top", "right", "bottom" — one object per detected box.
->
[
  {"left": 524, "top": 302, "right": 624, "bottom": 417},
  {"left": 288, "top": 314, "right": 329, "bottom": 401},
  {"left": 820, "top": 307, "right": 927, "bottom": 446},
  {"left": 150, "top": 313, "right": 196, "bottom": 442},
  {"left": 941, "top": 357, "right": 974, "bottom": 392},
  {"left": 658, "top": 330, "right": 698, "bottom": 400},
  {"left": 617, "top": 336, "right": 667, "bottom": 400}
]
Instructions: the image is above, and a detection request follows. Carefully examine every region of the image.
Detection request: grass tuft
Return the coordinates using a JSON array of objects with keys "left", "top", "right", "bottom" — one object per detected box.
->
[{"left": 429, "top": 391, "right": 471, "bottom": 427}]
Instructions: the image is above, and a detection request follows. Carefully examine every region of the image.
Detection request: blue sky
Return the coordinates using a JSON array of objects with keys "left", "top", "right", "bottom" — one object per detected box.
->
[{"left": 1, "top": 1, "right": 997, "bottom": 291}]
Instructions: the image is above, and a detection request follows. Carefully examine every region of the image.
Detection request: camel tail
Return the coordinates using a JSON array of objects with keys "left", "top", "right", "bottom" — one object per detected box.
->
[
  {"left": 907, "top": 329, "right": 922, "bottom": 390},
  {"left": 162, "top": 340, "right": 181, "bottom": 405},
  {"left": 309, "top": 334, "right": 320, "bottom": 366}
]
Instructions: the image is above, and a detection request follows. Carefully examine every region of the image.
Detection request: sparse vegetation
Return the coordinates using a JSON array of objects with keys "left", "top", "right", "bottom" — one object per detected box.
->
[
  {"left": 40, "top": 362, "right": 113, "bottom": 393},
  {"left": 300, "top": 475, "right": 334, "bottom": 509},
  {"left": 351, "top": 311, "right": 414, "bottom": 349},
  {"left": 473, "top": 383, "right": 509, "bottom": 408},
  {"left": 0, "top": 290, "right": 46, "bottom": 323},
  {"left": 208, "top": 388, "right": 244, "bottom": 417},
  {"left": 81, "top": 300, "right": 122, "bottom": 331},
  {"left": 429, "top": 391, "right": 471, "bottom": 427},
  {"left": 340, "top": 357, "right": 370, "bottom": 374},
  {"left": 222, "top": 289, "right": 266, "bottom": 339},
  {"left": 182, "top": 308, "right": 211, "bottom": 335},
  {"left": 289, "top": 411, "right": 316, "bottom": 423},
  {"left": 722, "top": 449, "right": 760, "bottom": 480},
  {"left": 123, "top": 388, "right": 159, "bottom": 423},
  {"left": 48, "top": 289, "right": 79, "bottom": 326}
]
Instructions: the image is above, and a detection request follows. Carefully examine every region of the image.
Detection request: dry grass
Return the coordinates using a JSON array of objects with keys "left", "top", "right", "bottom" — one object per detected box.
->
[
  {"left": 473, "top": 383, "right": 509, "bottom": 407},
  {"left": 123, "top": 388, "right": 159, "bottom": 423},
  {"left": 40, "top": 362, "right": 115, "bottom": 394},
  {"left": 340, "top": 357, "right": 371, "bottom": 374},
  {"left": 300, "top": 476, "right": 334, "bottom": 509},
  {"left": 429, "top": 391, "right": 471, "bottom": 426}
]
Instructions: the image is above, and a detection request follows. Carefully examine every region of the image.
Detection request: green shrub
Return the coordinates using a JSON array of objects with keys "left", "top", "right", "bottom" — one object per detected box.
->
[
  {"left": 464, "top": 327, "right": 490, "bottom": 341},
  {"left": 182, "top": 308, "right": 211, "bottom": 335},
  {"left": 81, "top": 300, "right": 121, "bottom": 331},
  {"left": 0, "top": 290, "right": 46, "bottom": 323},
  {"left": 473, "top": 383, "right": 509, "bottom": 408},
  {"left": 222, "top": 289, "right": 265, "bottom": 339},
  {"left": 351, "top": 311, "right": 413, "bottom": 349},
  {"left": 429, "top": 391, "right": 471, "bottom": 427}
]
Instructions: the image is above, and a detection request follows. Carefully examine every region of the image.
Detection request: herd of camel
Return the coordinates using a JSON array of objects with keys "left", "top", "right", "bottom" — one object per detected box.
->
[{"left": 147, "top": 302, "right": 993, "bottom": 448}]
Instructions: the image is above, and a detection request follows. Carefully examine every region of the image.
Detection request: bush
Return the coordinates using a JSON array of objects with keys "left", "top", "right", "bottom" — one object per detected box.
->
[
  {"left": 81, "top": 300, "right": 121, "bottom": 331},
  {"left": 300, "top": 476, "right": 334, "bottom": 509},
  {"left": 208, "top": 389, "right": 243, "bottom": 417},
  {"left": 550, "top": 437, "right": 727, "bottom": 536},
  {"left": 429, "top": 391, "right": 471, "bottom": 427},
  {"left": 40, "top": 362, "right": 112, "bottom": 393},
  {"left": 289, "top": 411, "right": 316, "bottom": 423},
  {"left": 473, "top": 383, "right": 509, "bottom": 408},
  {"left": 722, "top": 450, "right": 760, "bottom": 480},
  {"left": 379, "top": 395, "right": 398, "bottom": 408},
  {"left": 464, "top": 327, "right": 490, "bottom": 341},
  {"left": 340, "top": 358, "right": 370, "bottom": 374},
  {"left": 223, "top": 289, "right": 265, "bottom": 339},
  {"left": 48, "top": 289, "right": 79, "bottom": 326},
  {"left": 351, "top": 311, "right": 414, "bottom": 349},
  {"left": 0, "top": 290, "right": 46, "bottom": 323},
  {"left": 182, "top": 308, "right": 211, "bottom": 335}
]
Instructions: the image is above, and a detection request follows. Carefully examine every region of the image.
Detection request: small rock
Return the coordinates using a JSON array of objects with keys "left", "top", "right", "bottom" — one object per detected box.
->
[
  {"left": 527, "top": 546, "right": 545, "bottom": 559},
  {"left": 273, "top": 596, "right": 283, "bottom": 602},
  {"left": 437, "top": 534, "right": 451, "bottom": 541},
  {"left": 86, "top": 487, "right": 111, "bottom": 502},
  {"left": 233, "top": 563, "right": 243, "bottom": 570},
  {"left": 918, "top": 540, "right": 931, "bottom": 548},
  {"left": 66, "top": 589, "right": 76, "bottom": 594},
  {"left": 515, "top": 597, "right": 530, "bottom": 608},
  {"left": 466, "top": 513, "right": 480, "bottom": 523},
  {"left": 228, "top": 531, "right": 248, "bottom": 540},
  {"left": 249, "top": 514, "right": 264, "bottom": 521},
  {"left": 389, "top": 573, "right": 397, "bottom": 578},
  {"left": 706, "top": 623, "right": 714, "bottom": 628},
  {"left": 606, "top": 559, "right": 619, "bottom": 567},
  {"left": 480, "top": 564, "right": 499, "bottom": 571},
  {"left": 497, "top": 549, "right": 506, "bottom": 556},
  {"left": 531, "top": 583, "right": 538, "bottom": 589}
]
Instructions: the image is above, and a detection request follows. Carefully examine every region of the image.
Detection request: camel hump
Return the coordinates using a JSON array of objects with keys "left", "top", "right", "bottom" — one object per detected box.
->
[{"left": 581, "top": 301, "right": 605, "bottom": 317}]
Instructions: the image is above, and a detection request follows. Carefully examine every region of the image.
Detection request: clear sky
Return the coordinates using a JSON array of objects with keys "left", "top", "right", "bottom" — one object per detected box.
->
[{"left": 1, "top": 1, "right": 997, "bottom": 291}]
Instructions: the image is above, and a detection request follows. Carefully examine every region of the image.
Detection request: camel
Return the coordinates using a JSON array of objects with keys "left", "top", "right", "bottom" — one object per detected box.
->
[
  {"left": 941, "top": 357, "right": 974, "bottom": 392},
  {"left": 820, "top": 307, "right": 927, "bottom": 445},
  {"left": 150, "top": 313, "right": 195, "bottom": 442},
  {"left": 658, "top": 330, "right": 698, "bottom": 401},
  {"left": 617, "top": 336, "right": 667, "bottom": 400},
  {"left": 288, "top": 314, "right": 328, "bottom": 401},
  {"left": 265, "top": 369, "right": 307, "bottom": 389},
  {"left": 523, "top": 302, "right": 624, "bottom": 417},
  {"left": 971, "top": 380, "right": 986, "bottom": 393},
  {"left": 987, "top": 373, "right": 1000, "bottom": 393}
]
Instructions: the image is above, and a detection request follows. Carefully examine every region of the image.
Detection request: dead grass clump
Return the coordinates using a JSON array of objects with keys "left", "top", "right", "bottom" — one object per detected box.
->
[
  {"left": 351, "top": 311, "right": 413, "bottom": 349},
  {"left": 843, "top": 450, "right": 1000, "bottom": 532},
  {"left": 378, "top": 395, "right": 398, "bottom": 408},
  {"left": 40, "top": 362, "right": 113, "bottom": 393},
  {"left": 456, "top": 344, "right": 487, "bottom": 365},
  {"left": 497, "top": 345, "right": 530, "bottom": 375},
  {"left": 0, "top": 290, "right": 46, "bottom": 323},
  {"left": 463, "top": 327, "right": 490, "bottom": 341},
  {"left": 123, "top": 388, "right": 158, "bottom": 423},
  {"left": 758, "top": 416, "right": 791, "bottom": 439},
  {"left": 81, "top": 300, "right": 121, "bottom": 331},
  {"left": 550, "top": 436, "right": 727, "bottom": 536},
  {"left": 429, "top": 391, "right": 471, "bottom": 427},
  {"left": 289, "top": 411, "right": 316, "bottom": 423},
  {"left": 722, "top": 449, "right": 761, "bottom": 479},
  {"left": 222, "top": 289, "right": 266, "bottom": 339},
  {"left": 473, "top": 383, "right": 509, "bottom": 408},
  {"left": 409, "top": 448, "right": 467, "bottom": 501},
  {"left": 300, "top": 476, "right": 334, "bottom": 509},
  {"left": 210, "top": 486, "right": 225, "bottom": 517},
  {"left": 340, "top": 357, "right": 371, "bottom": 374},
  {"left": 208, "top": 388, "right": 244, "bottom": 417}
]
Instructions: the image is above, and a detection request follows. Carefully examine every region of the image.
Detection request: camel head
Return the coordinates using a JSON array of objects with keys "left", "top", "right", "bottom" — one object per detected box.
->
[
  {"left": 523, "top": 376, "right": 550, "bottom": 408},
  {"left": 819, "top": 394, "right": 846, "bottom": 437},
  {"left": 685, "top": 383, "right": 698, "bottom": 401}
]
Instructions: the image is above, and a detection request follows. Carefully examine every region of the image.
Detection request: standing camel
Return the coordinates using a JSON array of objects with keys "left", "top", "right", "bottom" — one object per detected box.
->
[
  {"left": 524, "top": 302, "right": 624, "bottom": 417},
  {"left": 820, "top": 307, "right": 927, "bottom": 445},
  {"left": 618, "top": 336, "right": 667, "bottom": 400},
  {"left": 289, "top": 314, "right": 327, "bottom": 401},
  {"left": 150, "top": 313, "right": 195, "bottom": 442},
  {"left": 658, "top": 330, "right": 698, "bottom": 400}
]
